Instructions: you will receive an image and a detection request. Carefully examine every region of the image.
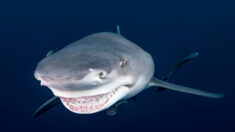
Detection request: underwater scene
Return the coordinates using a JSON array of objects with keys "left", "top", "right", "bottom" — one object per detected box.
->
[{"left": 0, "top": 0, "right": 235, "bottom": 132}]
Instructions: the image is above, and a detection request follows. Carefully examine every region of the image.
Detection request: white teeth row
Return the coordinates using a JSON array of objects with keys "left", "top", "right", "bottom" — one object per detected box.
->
[{"left": 60, "top": 88, "right": 118, "bottom": 113}]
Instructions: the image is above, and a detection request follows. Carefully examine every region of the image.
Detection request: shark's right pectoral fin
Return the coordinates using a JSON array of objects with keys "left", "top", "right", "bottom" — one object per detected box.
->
[
  {"left": 149, "top": 77, "right": 224, "bottom": 98},
  {"left": 33, "top": 96, "right": 61, "bottom": 118}
]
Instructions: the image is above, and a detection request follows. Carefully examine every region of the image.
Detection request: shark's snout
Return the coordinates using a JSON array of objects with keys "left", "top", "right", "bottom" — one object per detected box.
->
[{"left": 34, "top": 32, "right": 153, "bottom": 115}]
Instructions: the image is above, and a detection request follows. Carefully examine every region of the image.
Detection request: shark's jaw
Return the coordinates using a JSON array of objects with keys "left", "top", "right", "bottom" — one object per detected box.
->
[{"left": 59, "top": 86, "right": 130, "bottom": 114}]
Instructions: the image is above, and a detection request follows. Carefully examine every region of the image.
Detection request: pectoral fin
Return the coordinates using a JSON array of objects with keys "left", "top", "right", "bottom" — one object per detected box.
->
[
  {"left": 150, "top": 77, "right": 224, "bottom": 98},
  {"left": 33, "top": 96, "right": 61, "bottom": 118}
]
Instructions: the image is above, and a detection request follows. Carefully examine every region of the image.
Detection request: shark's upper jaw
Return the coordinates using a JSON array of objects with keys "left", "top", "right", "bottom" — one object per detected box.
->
[
  {"left": 59, "top": 85, "right": 130, "bottom": 114},
  {"left": 35, "top": 67, "right": 134, "bottom": 114}
]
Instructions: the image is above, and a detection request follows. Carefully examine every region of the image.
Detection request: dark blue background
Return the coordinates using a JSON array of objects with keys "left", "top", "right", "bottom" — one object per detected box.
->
[{"left": 0, "top": 0, "right": 234, "bottom": 131}]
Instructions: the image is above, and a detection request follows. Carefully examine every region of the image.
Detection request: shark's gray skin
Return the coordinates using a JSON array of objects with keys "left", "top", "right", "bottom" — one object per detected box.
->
[
  {"left": 105, "top": 52, "right": 201, "bottom": 116},
  {"left": 34, "top": 27, "right": 223, "bottom": 116},
  {"left": 33, "top": 51, "right": 200, "bottom": 117}
]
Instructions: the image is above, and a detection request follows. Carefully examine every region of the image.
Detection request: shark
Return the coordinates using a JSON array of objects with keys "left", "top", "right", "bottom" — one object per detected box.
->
[{"left": 33, "top": 26, "right": 224, "bottom": 117}]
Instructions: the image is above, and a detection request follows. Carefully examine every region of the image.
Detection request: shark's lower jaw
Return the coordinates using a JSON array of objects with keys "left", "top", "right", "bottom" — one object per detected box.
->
[{"left": 59, "top": 86, "right": 129, "bottom": 114}]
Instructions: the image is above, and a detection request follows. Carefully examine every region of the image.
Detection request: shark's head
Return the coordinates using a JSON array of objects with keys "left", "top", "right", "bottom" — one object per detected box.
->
[{"left": 34, "top": 48, "right": 135, "bottom": 114}]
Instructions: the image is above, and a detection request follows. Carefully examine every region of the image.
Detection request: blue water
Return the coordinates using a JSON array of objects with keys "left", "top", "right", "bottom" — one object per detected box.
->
[{"left": 1, "top": 0, "right": 235, "bottom": 131}]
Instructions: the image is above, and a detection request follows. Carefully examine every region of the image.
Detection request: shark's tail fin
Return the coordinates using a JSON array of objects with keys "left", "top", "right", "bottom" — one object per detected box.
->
[
  {"left": 155, "top": 52, "right": 199, "bottom": 92},
  {"left": 149, "top": 52, "right": 224, "bottom": 98},
  {"left": 164, "top": 52, "right": 199, "bottom": 81}
]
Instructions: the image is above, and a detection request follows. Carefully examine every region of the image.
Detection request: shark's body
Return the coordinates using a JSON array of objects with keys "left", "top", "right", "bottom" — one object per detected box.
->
[
  {"left": 35, "top": 32, "right": 154, "bottom": 114},
  {"left": 34, "top": 28, "right": 223, "bottom": 116}
]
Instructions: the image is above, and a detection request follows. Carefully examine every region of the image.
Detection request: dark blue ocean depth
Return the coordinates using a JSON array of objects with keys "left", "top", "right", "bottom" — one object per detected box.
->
[{"left": 0, "top": 0, "right": 235, "bottom": 132}]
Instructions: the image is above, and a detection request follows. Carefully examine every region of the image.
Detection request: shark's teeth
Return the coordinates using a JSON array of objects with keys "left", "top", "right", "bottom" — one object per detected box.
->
[{"left": 60, "top": 89, "right": 117, "bottom": 114}]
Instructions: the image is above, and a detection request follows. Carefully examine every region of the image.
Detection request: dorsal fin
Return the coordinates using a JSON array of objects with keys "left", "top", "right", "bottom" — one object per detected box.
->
[
  {"left": 46, "top": 50, "right": 54, "bottom": 57},
  {"left": 116, "top": 25, "right": 121, "bottom": 35}
]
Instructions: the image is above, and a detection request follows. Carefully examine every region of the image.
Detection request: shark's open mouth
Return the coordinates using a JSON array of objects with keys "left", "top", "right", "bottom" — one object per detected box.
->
[{"left": 60, "top": 87, "right": 120, "bottom": 114}]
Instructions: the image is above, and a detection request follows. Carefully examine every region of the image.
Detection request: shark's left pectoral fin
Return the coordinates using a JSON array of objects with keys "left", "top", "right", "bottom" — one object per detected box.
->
[
  {"left": 33, "top": 96, "right": 61, "bottom": 118},
  {"left": 150, "top": 77, "right": 224, "bottom": 98}
]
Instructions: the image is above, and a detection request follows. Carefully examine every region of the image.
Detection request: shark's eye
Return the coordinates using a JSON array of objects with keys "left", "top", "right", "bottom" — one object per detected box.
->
[
  {"left": 120, "top": 58, "right": 127, "bottom": 68},
  {"left": 99, "top": 72, "right": 105, "bottom": 79}
]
